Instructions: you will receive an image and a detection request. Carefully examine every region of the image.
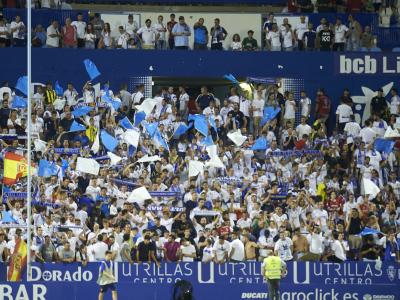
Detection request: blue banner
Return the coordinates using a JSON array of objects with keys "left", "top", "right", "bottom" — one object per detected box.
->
[{"left": 0, "top": 262, "right": 399, "bottom": 300}]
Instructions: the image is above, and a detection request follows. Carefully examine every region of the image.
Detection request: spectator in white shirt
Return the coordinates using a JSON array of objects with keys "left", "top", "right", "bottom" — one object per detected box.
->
[
  {"left": 125, "top": 14, "right": 139, "bottom": 36},
  {"left": 10, "top": 15, "right": 26, "bottom": 47},
  {"left": 336, "top": 102, "right": 353, "bottom": 133},
  {"left": 178, "top": 238, "right": 196, "bottom": 262},
  {"left": 90, "top": 235, "right": 108, "bottom": 261},
  {"left": 274, "top": 231, "right": 293, "bottom": 261},
  {"left": 296, "top": 116, "right": 312, "bottom": 137},
  {"left": 178, "top": 86, "right": 189, "bottom": 118},
  {"left": 266, "top": 24, "right": 281, "bottom": 51},
  {"left": 328, "top": 232, "right": 348, "bottom": 262},
  {"left": 282, "top": 24, "right": 295, "bottom": 51},
  {"left": 359, "top": 119, "right": 377, "bottom": 145},
  {"left": 283, "top": 92, "right": 297, "bottom": 125},
  {"left": 294, "top": 16, "right": 308, "bottom": 50},
  {"left": 212, "top": 236, "right": 231, "bottom": 263},
  {"left": 299, "top": 90, "right": 311, "bottom": 119},
  {"left": 344, "top": 115, "right": 361, "bottom": 138},
  {"left": 137, "top": 19, "right": 159, "bottom": 49},
  {"left": 154, "top": 15, "right": 167, "bottom": 50},
  {"left": 46, "top": 20, "right": 60, "bottom": 48},
  {"left": 71, "top": 13, "right": 86, "bottom": 48},
  {"left": 0, "top": 19, "right": 10, "bottom": 47},
  {"left": 390, "top": 88, "right": 400, "bottom": 116},
  {"left": 333, "top": 18, "right": 348, "bottom": 51},
  {"left": 116, "top": 26, "right": 130, "bottom": 50},
  {"left": 229, "top": 232, "right": 245, "bottom": 262}
]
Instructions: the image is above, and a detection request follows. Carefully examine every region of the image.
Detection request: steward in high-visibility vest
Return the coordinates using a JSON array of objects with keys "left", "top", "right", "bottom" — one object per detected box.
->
[{"left": 263, "top": 255, "right": 282, "bottom": 279}]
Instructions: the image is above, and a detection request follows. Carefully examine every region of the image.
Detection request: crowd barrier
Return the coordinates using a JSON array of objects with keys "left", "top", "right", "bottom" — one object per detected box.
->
[{"left": 0, "top": 262, "right": 399, "bottom": 300}]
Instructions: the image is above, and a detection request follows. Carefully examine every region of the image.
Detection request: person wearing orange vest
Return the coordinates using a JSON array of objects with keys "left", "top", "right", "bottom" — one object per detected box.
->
[{"left": 262, "top": 252, "right": 287, "bottom": 300}]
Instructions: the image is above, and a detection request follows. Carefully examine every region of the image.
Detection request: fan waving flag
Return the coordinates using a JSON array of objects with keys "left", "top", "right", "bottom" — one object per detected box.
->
[
  {"left": 7, "top": 239, "right": 27, "bottom": 282},
  {"left": 173, "top": 123, "right": 190, "bottom": 138},
  {"left": 145, "top": 122, "right": 159, "bottom": 138},
  {"left": 194, "top": 115, "right": 209, "bottom": 136},
  {"left": 374, "top": 138, "right": 395, "bottom": 154},
  {"left": 15, "top": 76, "right": 28, "bottom": 96},
  {"left": 38, "top": 159, "right": 59, "bottom": 177},
  {"left": 261, "top": 106, "right": 281, "bottom": 126},
  {"left": 55, "top": 81, "right": 64, "bottom": 96},
  {"left": 119, "top": 117, "right": 134, "bottom": 130},
  {"left": 11, "top": 96, "right": 27, "bottom": 109},
  {"left": 251, "top": 137, "right": 269, "bottom": 150},
  {"left": 83, "top": 59, "right": 101, "bottom": 80},
  {"left": 3, "top": 152, "right": 26, "bottom": 185},
  {"left": 72, "top": 106, "right": 94, "bottom": 118},
  {"left": 134, "top": 111, "right": 146, "bottom": 127},
  {"left": 69, "top": 120, "right": 86, "bottom": 132},
  {"left": 100, "top": 130, "right": 119, "bottom": 152}
]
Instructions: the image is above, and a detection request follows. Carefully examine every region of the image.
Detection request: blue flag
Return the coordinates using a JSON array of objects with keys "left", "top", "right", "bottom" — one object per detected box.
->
[
  {"left": 100, "top": 130, "right": 119, "bottom": 152},
  {"left": 145, "top": 122, "right": 159, "bottom": 138},
  {"left": 154, "top": 129, "right": 169, "bottom": 151},
  {"left": 223, "top": 74, "right": 239, "bottom": 84},
  {"left": 360, "top": 227, "right": 382, "bottom": 236},
  {"left": 11, "top": 96, "right": 27, "bottom": 109},
  {"left": 15, "top": 75, "right": 28, "bottom": 96},
  {"left": 188, "top": 114, "right": 196, "bottom": 122},
  {"left": 201, "top": 135, "right": 214, "bottom": 146},
  {"left": 38, "top": 159, "right": 59, "bottom": 177},
  {"left": 55, "top": 81, "right": 64, "bottom": 97},
  {"left": 261, "top": 106, "right": 281, "bottom": 126},
  {"left": 173, "top": 123, "right": 190, "bottom": 138},
  {"left": 209, "top": 116, "right": 217, "bottom": 132},
  {"left": 134, "top": 111, "right": 146, "bottom": 127},
  {"left": 251, "top": 137, "right": 269, "bottom": 150},
  {"left": 102, "top": 94, "right": 122, "bottom": 111},
  {"left": 374, "top": 138, "right": 395, "bottom": 154},
  {"left": 83, "top": 59, "right": 101, "bottom": 80},
  {"left": 128, "top": 145, "right": 135, "bottom": 157},
  {"left": 0, "top": 211, "right": 18, "bottom": 223},
  {"left": 194, "top": 115, "right": 209, "bottom": 136},
  {"left": 119, "top": 117, "right": 134, "bottom": 130},
  {"left": 69, "top": 120, "right": 86, "bottom": 132},
  {"left": 72, "top": 106, "right": 94, "bottom": 118}
]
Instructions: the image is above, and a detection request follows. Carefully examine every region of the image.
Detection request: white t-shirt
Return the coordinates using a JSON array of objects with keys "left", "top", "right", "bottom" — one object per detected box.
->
[
  {"left": 300, "top": 97, "right": 311, "bottom": 117},
  {"left": 154, "top": 22, "right": 166, "bottom": 41},
  {"left": 344, "top": 122, "right": 361, "bottom": 137},
  {"left": 312, "top": 209, "right": 328, "bottom": 228},
  {"left": 307, "top": 233, "right": 324, "bottom": 254},
  {"left": 213, "top": 240, "right": 231, "bottom": 262},
  {"left": 360, "top": 127, "right": 376, "bottom": 145},
  {"left": 180, "top": 244, "right": 196, "bottom": 262},
  {"left": 46, "top": 25, "right": 59, "bottom": 47},
  {"left": 0, "top": 26, "right": 9, "bottom": 39},
  {"left": 202, "top": 246, "right": 214, "bottom": 262},
  {"left": 296, "top": 124, "right": 312, "bottom": 138},
  {"left": 334, "top": 24, "right": 349, "bottom": 43},
  {"left": 295, "top": 22, "right": 308, "bottom": 40},
  {"left": 92, "top": 241, "right": 108, "bottom": 261},
  {"left": 132, "top": 91, "right": 144, "bottom": 105},
  {"left": 267, "top": 31, "right": 281, "bottom": 47},
  {"left": 390, "top": 95, "right": 400, "bottom": 115},
  {"left": 284, "top": 100, "right": 296, "bottom": 119},
  {"left": 125, "top": 21, "right": 139, "bottom": 36},
  {"left": 282, "top": 31, "right": 293, "bottom": 48},
  {"left": 230, "top": 239, "right": 245, "bottom": 261},
  {"left": 179, "top": 93, "right": 189, "bottom": 112},
  {"left": 336, "top": 104, "right": 353, "bottom": 123},
  {"left": 274, "top": 237, "right": 293, "bottom": 261},
  {"left": 71, "top": 21, "right": 86, "bottom": 39},
  {"left": 331, "top": 240, "right": 347, "bottom": 261},
  {"left": 258, "top": 235, "right": 274, "bottom": 257},
  {"left": 137, "top": 26, "right": 157, "bottom": 46},
  {"left": 252, "top": 99, "right": 264, "bottom": 117},
  {"left": 10, "top": 21, "right": 24, "bottom": 39}
]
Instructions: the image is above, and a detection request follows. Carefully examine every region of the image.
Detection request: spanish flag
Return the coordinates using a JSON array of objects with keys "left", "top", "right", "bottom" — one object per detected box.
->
[
  {"left": 3, "top": 152, "right": 27, "bottom": 185},
  {"left": 7, "top": 239, "right": 27, "bottom": 282}
]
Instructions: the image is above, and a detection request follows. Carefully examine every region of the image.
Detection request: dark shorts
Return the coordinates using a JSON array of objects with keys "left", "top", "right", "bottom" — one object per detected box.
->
[{"left": 100, "top": 283, "right": 116, "bottom": 293}]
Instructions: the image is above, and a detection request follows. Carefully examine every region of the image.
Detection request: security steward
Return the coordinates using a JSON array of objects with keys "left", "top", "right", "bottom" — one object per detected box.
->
[{"left": 262, "top": 251, "right": 287, "bottom": 300}]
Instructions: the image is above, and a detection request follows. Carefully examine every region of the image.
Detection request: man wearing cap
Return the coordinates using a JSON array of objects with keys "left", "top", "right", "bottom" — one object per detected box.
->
[{"left": 262, "top": 251, "right": 287, "bottom": 300}]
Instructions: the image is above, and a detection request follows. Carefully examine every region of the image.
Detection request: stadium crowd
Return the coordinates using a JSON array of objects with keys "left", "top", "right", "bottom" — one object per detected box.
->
[
  {"left": 0, "top": 12, "right": 380, "bottom": 51},
  {"left": 0, "top": 77, "right": 399, "bottom": 265}
]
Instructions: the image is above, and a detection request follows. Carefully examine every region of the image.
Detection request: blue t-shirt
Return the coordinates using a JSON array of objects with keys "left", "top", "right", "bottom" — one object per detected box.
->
[
  {"left": 304, "top": 30, "right": 316, "bottom": 48},
  {"left": 194, "top": 25, "right": 208, "bottom": 45}
]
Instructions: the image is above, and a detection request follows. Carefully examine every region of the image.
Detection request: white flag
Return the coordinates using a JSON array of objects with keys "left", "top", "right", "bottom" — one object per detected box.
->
[
  {"left": 384, "top": 126, "right": 400, "bottom": 138},
  {"left": 206, "top": 145, "right": 218, "bottom": 159},
  {"left": 91, "top": 132, "right": 100, "bottom": 154},
  {"left": 34, "top": 139, "right": 47, "bottom": 153},
  {"left": 205, "top": 156, "right": 225, "bottom": 169},
  {"left": 227, "top": 130, "right": 247, "bottom": 146},
  {"left": 127, "top": 186, "right": 152, "bottom": 204},
  {"left": 137, "top": 155, "right": 161, "bottom": 163},
  {"left": 53, "top": 98, "right": 66, "bottom": 111},
  {"left": 107, "top": 152, "right": 122, "bottom": 166},
  {"left": 122, "top": 129, "right": 140, "bottom": 148},
  {"left": 135, "top": 98, "right": 158, "bottom": 115},
  {"left": 363, "top": 178, "right": 380, "bottom": 198},
  {"left": 189, "top": 160, "right": 204, "bottom": 177},
  {"left": 76, "top": 157, "right": 100, "bottom": 175}
]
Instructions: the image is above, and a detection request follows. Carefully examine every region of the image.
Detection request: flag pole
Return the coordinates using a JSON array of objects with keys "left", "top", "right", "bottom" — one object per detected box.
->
[{"left": 26, "top": 0, "right": 32, "bottom": 281}]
